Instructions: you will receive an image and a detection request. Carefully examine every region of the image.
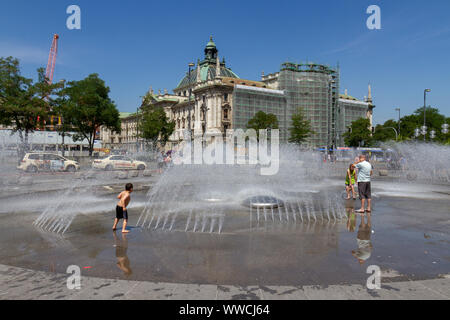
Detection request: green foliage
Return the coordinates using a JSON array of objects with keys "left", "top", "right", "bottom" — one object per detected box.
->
[
  {"left": 373, "top": 107, "right": 449, "bottom": 144},
  {"left": 139, "top": 107, "right": 175, "bottom": 148},
  {"left": 247, "top": 111, "right": 279, "bottom": 139},
  {"left": 288, "top": 108, "right": 314, "bottom": 145},
  {"left": 343, "top": 118, "right": 373, "bottom": 147},
  {"left": 0, "top": 56, "right": 63, "bottom": 158},
  {"left": 373, "top": 119, "right": 398, "bottom": 142},
  {"left": 62, "top": 74, "right": 120, "bottom": 155},
  {"left": 402, "top": 107, "right": 448, "bottom": 142}
]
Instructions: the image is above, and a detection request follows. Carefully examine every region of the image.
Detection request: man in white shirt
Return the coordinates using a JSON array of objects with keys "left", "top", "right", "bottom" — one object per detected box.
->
[{"left": 354, "top": 155, "right": 373, "bottom": 213}]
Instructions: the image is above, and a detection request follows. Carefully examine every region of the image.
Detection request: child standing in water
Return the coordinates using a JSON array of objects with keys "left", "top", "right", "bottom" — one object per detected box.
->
[
  {"left": 345, "top": 164, "right": 357, "bottom": 200},
  {"left": 113, "top": 183, "right": 133, "bottom": 233}
]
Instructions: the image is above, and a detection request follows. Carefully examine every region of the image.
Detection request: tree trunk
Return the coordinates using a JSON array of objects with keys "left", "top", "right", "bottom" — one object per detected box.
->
[
  {"left": 89, "top": 131, "right": 94, "bottom": 157},
  {"left": 16, "top": 130, "right": 30, "bottom": 165},
  {"left": 61, "top": 133, "right": 65, "bottom": 157}
]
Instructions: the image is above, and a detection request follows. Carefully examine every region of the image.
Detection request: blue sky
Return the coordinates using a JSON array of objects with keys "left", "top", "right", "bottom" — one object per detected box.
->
[{"left": 1, "top": 0, "right": 449, "bottom": 124}]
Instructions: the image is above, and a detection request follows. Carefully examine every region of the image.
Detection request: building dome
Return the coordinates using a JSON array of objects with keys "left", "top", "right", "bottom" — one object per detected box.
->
[
  {"left": 175, "top": 37, "right": 239, "bottom": 90},
  {"left": 206, "top": 36, "right": 216, "bottom": 49}
]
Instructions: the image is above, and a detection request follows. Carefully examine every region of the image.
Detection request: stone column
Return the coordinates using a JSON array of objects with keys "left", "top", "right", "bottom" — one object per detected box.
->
[
  {"left": 212, "top": 94, "right": 217, "bottom": 128},
  {"left": 217, "top": 95, "right": 222, "bottom": 129},
  {"left": 207, "top": 94, "right": 213, "bottom": 130}
]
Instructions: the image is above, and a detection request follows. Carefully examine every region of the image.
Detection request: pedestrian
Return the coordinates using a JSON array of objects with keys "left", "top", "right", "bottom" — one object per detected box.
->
[
  {"left": 112, "top": 183, "right": 133, "bottom": 233},
  {"left": 354, "top": 155, "right": 373, "bottom": 214},
  {"left": 164, "top": 153, "right": 172, "bottom": 168},
  {"left": 345, "top": 164, "right": 357, "bottom": 200},
  {"left": 157, "top": 151, "right": 165, "bottom": 174}
]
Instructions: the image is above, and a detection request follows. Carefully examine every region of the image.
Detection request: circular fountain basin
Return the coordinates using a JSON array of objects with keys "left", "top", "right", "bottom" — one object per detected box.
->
[{"left": 243, "top": 195, "right": 284, "bottom": 209}]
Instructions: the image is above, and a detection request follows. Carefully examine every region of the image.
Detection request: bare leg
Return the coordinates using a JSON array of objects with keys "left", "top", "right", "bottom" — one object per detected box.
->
[
  {"left": 112, "top": 219, "right": 119, "bottom": 231},
  {"left": 351, "top": 185, "right": 357, "bottom": 198},
  {"left": 358, "top": 199, "right": 366, "bottom": 213},
  {"left": 122, "top": 219, "right": 129, "bottom": 233},
  {"left": 367, "top": 199, "right": 372, "bottom": 212},
  {"left": 346, "top": 186, "right": 351, "bottom": 199}
]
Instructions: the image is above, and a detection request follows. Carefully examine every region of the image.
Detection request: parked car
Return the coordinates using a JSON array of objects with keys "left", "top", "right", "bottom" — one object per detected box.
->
[
  {"left": 92, "top": 155, "right": 147, "bottom": 171},
  {"left": 17, "top": 153, "right": 80, "bottom": 173}
]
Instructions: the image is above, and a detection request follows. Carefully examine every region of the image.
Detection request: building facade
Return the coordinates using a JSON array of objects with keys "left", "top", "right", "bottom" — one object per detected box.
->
[
  {"left": 337, "top": 88, "right": 375, "bottom": 146},
  {"left": 100, "top": 112, "right": 143, "bottom": 152},
  {"left": 261, "top": 63, "right": 340, "bottom": 147},
  {"left": 106, "top": 37, "right": 374, "bottom": 150}
]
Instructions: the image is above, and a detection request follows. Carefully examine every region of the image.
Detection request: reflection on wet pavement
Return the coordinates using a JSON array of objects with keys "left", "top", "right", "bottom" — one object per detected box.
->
[{"left": 113, "top": 232, "right": 132, "bottom": 277}]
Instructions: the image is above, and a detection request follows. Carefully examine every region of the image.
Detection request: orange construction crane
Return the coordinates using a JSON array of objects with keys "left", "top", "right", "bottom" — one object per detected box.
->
[
  {"left": 45, "top": 34, "right": 59, "bottom": 84},
  {"left": 40, "top": 34, "right": 60, "bottom": 130}
]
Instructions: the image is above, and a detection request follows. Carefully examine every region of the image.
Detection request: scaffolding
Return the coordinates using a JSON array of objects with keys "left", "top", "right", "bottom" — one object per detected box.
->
[{"left": 277, "top": 62, "right": 340, "bottom": 148}]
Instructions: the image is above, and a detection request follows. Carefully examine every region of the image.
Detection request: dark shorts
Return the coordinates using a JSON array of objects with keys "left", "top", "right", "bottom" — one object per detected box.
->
[
  {"left": 358, "top": 182, "right": 371, "bottom": 200},
  {"left": 116, "top": 206, "right": 128, "bottom": 220}
]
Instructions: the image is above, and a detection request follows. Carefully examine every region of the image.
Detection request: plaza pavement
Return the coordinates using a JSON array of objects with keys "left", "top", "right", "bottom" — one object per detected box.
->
[{"left": 0, "top": 264, "right": 448, "bottom": 300}]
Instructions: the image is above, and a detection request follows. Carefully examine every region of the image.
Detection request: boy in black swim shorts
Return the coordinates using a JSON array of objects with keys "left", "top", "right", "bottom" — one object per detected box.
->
[{"left": 113, "top": 183, "right": 133, "bottom": 233}]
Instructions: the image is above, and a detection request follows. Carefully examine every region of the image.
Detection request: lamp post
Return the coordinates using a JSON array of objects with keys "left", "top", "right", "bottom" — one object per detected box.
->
[
  {"left": 188, "top": 62, "right": 195, "bottom": 136},
  {"left": 378, "top": 127, "right": 398, "bottom": 141},
  {"left": 424, "top": 89, "right": 431, "bottom": 141},
  {"left": 136, "top": 107, "right": 140, "bottom": 153},
  {"left": 395, "top": 107, "right": 401, "bottom": 139}
]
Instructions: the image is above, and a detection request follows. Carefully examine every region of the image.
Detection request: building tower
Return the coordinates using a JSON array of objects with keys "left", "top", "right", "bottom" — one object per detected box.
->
[{"left": 365, "top": 84, "right": 375, "bottom": 129}]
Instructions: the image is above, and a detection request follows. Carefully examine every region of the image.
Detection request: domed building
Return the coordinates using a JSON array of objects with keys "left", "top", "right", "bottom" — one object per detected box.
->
[
  {"left": 174, "top": 37, "right": 240, "bottom": 96},
  {"left": 132, "top": 37, "right": 374, "bottom": 151},
  {"left": 145, "top": 37, "right": 275, "bottom": 146}
]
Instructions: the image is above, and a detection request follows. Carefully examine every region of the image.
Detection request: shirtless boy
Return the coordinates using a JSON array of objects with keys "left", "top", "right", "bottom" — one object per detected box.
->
[{"left": 113, "top": 183, "right": 133, "bottom": 233}]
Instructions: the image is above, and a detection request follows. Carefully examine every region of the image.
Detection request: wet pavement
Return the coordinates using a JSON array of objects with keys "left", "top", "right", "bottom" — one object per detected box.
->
[{"left": 0, "top": 179, "right": 449, "bottom": 289}]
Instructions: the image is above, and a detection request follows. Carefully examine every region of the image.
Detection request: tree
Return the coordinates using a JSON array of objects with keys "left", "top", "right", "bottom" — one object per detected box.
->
[
  {"left": 0, "top": 56, "right": 62, "bottom": 161},
  {"left": 247, "top": 111, "right": 279, "bottom": 139},
  {"left": 288, "top": 108, "right": 314, "bottom": 145},
  {"left": 63, "top": 74, "right": 120, "bottom": 156},
  {"left": 373, "top": 119, "right": 398, "bottom": 142},
  {"left": 343, "top": 118, "right": 373, "bottom": 147},
  {"left": 52, "top": 84, "right": 75, "bottom": 157},
  {"left": 139, "top": 107, "right": 175, "bottom": 150},
  {"left": 400, "top": 107, "right": 448, "bottom": 142}
]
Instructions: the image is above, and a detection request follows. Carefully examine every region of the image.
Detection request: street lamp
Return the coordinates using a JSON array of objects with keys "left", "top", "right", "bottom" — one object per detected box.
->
[
  {"left": 188, "top": 62, "right": 195, "bottom": 136},
  {"left": 430, "top": 130, "right": 436, "bottom": 140},
  {"left": 136, "top": 106, "right": 140, "bottom": 153},
  {"left": 378, "top": 127, "right": 398, "bottom": 141},
  {"left": 424, "top": 89, "right": 431, "bottom": 141},
  {"left": 395, "top": 107, "right": 401, "bottom": 138},
  {"left": 414, "top": 128, "right": 420, "bottom": 139},
  {"left": 443, "top": 124, "right": 449, "bottom": 134}
]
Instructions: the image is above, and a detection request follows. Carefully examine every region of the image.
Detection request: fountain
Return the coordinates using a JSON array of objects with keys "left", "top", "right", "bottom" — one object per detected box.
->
[
  {"left": 135, "top": 146, "right": 346, "bottom": 235},
  {"left": 19, "top": 142, "right": 447, "bottom": 236}
]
